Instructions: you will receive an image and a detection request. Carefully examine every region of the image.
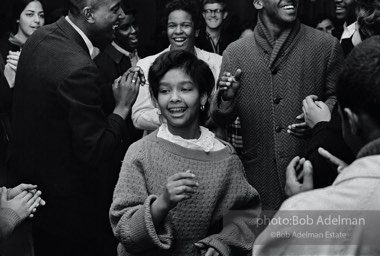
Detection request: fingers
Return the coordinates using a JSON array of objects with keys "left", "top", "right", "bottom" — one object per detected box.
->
[
  {"left": 286, "top": 156, "right": 300, "bottom": 183},
  {"left": 14, "top": 190, "right": 29, "bottom": 200},
  {"left": 0, "top": 187, "right": 7, "bottom": 202},
  {"left": 305, "top": 95, "right": 318, "bottom": 105},
  {"left": 234, "top": 68, "right": 242, "bottom": 80},
  {"left": 296, "top": 113, "right": 304, "bottom": 120},
  {"left": 168, "top": 170, "right": 196, "bottom": 182},
  {"left": 318, "top": 147, "right": 347, "bottom": 172},
  {"left": 205, "top": 247, "right": 219, "bottom": 256},
  {"left": 5, "top": 62, "right": 17, "bottom": 71},
  {"left": 288, "top": 122, "right": 307, "bottom": 130},
  {"left": 302, "top": 160, "right": 314, "bottom": 191},
  {"left": 15, "top": 184, "right": 37, "bottom": 192},
  {"left": 219, "top": 69, "right": 241, "bottom": 89},
  {"left": 314, "top": 101, "right": 328, "bottom": 110},
  {"left": 194, "top": 243, "right": 206, "bottom": 249}
]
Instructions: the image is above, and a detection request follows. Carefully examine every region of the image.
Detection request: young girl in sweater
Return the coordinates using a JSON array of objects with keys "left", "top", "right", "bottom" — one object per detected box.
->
[{"left": 110, "top": 50, "right": 261, "bottom": 256}]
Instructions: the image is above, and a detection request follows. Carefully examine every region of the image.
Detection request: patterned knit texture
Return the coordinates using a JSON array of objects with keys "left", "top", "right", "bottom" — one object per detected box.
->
[
  {"left": 0, "top": 208, "right": 21, "bottom": 241},
  {"left": 110, "top": 131, "right": 261, "bottom": 256},
  {"left": 211, "top": 17, "right": 344, "bottom": 211}
]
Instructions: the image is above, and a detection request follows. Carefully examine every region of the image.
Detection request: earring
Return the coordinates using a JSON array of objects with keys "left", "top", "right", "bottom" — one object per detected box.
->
[{"left": 200, "top": 105, "right": 205, "bottom": 111}]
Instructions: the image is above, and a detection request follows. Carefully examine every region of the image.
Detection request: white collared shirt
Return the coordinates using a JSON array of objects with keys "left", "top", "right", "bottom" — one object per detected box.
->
[
  {"left": 340, "top": 22, "right": 356, "bottom": 42},
  {"left": 157, "top": 123, "right": 225, "bottom": 152},
  {"left": 111, "top": 41, "right": 140, "bottom": 66},
  {"left": 65, "top": 16, "right": 94, "bottom": 57}
]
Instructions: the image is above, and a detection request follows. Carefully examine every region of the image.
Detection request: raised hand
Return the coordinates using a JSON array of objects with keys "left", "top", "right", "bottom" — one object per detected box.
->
[
  {"left": 302, "top": 95, "right": 331, "bottom": 128},
  {"left": 285, "top": 156, "right": 313, "bottom": 197},
  {"left": 6, "top": 51, "right": 20, "bottom": 71},
  {"left": 161, "top": 170, "right": 199, "bottom": 210},
  {"left": 218, "top": 69, "right": 242, "bottom": 101},
  {"left": 112, "top": 66, "right": 144, "bottom": 118}
]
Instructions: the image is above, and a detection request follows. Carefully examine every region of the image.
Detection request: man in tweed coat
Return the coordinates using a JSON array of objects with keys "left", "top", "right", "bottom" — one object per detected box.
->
[{"left": 210, "top": 0, "right": 344, "bottom": 210}]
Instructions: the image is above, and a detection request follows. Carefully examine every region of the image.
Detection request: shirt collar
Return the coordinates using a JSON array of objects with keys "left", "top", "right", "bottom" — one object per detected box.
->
[
  {"left": 65, "top": 16, "right": 94, "bottom": 57},
  {"left": 341, "top": 22, "right": 357, "bottom": 41},
  {"left": 112, "top": 41, "right": 135, "bottom": 57}
]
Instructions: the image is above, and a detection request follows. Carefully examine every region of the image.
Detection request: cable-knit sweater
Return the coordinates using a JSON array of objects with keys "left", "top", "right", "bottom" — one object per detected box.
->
[
  {"left": 211, "top": 16, "right": 344, "bottom": 210},
  {"left": 110, "top": 131, "right": 261, "bottom": 256}
]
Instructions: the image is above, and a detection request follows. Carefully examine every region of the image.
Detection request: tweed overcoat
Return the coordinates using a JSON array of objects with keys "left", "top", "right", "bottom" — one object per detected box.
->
[{"left": 211, "top": 18, "right": 344, "bottom": 210}]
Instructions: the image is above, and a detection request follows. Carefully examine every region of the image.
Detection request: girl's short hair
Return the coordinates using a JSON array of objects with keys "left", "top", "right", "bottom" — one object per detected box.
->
[{"left": 148, "top": 49, "right": 214, "bottom": 101}]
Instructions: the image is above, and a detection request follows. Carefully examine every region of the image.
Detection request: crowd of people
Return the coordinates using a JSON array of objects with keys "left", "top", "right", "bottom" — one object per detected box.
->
[{"left": 1, "top": 0, "right": 380, "bottom": 255}]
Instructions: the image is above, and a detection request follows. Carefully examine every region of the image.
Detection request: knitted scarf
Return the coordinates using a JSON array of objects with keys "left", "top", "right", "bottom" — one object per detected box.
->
[{"left": 254, "top": 14, "right": 301, "bottom": 70}]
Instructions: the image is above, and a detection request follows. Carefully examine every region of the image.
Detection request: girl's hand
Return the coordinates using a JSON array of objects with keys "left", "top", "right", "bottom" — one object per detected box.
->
[{"left": 161, "top": 170, "right": 199, "bottom": 210}]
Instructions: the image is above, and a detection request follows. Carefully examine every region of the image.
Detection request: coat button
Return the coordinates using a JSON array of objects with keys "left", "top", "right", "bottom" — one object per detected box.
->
[
  {"left": 274, "top": 97, "right": 282, "bottom": 104},
  {"left": 275, "top": 126, "right": 282, "bottom": 133}
]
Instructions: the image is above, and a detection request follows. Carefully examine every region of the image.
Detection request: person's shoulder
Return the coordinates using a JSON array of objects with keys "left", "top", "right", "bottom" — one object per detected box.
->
[
  {"left": 195, "top": 47, "right": 222, "bottom": 66},
  {"left": 223, "top": 36, "right": 253, "bottom": 56},
  {"left": 137, "top": 48, "right": 168, "bottom": 67},
  {"left": 301, "top": 24, "right": 340, "bottom": 47},
  {"left": 280, "top": 187, "right": 335, "bottom": 211}
]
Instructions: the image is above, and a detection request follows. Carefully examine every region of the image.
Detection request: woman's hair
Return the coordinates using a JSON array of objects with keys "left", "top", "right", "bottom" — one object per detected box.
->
[
  {"left": 148, "top": 50, "right": 214, "bottom": 100},
  {"left": 356, "top": 0, "right": 380, "bottom": 39},
  {"left": 164, "top": 0, "right": 201, "bottom": 29},
  {"left": 11, "top": 0, "right": 46, "bottom": 34}
]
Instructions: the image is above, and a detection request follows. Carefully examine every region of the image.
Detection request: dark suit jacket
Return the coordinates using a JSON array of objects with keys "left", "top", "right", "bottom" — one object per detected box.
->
[
  {"left": 93, "top": 44, "right": 143, "bottom": 245},
  {"left": 195, "top": 26, "right": 238, "bottom": 55},
  {"left": 10, "top": 17, "right": 127, "bottom": 240}
]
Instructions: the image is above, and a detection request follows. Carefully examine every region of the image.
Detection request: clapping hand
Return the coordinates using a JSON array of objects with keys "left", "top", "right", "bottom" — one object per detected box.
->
[
  {"left": 285, "top": 156, "right": 314, "bottom": 197},
  {"left": 112, "top": 66, "right": 145, "bottom": 117},
  {"left": 218, "top": 69, "right": 242, "bottom": 101},
  {"left": 6, "top": 51, "right": 20, "bottom": 71},
  {"left": 0, "top": 186, "right": 45, "bottom": 219},
  {"left": 161, "top": 170, "right": 199, "bottom": 210}
]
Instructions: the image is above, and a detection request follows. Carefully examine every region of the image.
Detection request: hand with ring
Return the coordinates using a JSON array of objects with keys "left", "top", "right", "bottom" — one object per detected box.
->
[{"left": 112, "top": 66, "right": 145, "bottom": 119}]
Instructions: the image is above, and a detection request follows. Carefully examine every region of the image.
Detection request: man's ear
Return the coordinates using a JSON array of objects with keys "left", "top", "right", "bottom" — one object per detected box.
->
[
  {"left": 223, "top": 11, "right": 228, "bottom": 20},
  {"left": 83, "top": 7, "right": 95, "bottom": 23},
  {"left": 253, "top": 0, "right": 264, "bottom": 10},
  {"left": 344, "top": 108, "right": 360, "bottom": 135}
]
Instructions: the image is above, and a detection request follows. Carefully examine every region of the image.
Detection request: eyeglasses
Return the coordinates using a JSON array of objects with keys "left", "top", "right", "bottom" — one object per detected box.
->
[{"left": 203, "top": 9, "right": 224, "bottom": 15}]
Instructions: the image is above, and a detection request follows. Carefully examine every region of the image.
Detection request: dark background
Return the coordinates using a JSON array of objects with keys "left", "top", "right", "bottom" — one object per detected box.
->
[{"left": 0, "top": 0, "right": 337, "bottom": 55}]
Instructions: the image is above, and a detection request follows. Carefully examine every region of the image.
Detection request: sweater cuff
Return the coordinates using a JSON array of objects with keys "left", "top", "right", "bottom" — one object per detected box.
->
[
  {"left": 197, "top": 236, "right": 231, "bottom": 256},
  {"left": 0, "top": 208, "right": 22, "bottom": 239},
  {"left": 120, "top": 195, "right": 173, "bottom": 251}
]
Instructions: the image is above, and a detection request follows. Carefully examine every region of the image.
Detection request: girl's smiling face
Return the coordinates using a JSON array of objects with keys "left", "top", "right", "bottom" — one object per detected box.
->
[{"left": 157, "top": 68, "right": 207, "bottom": 139}]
